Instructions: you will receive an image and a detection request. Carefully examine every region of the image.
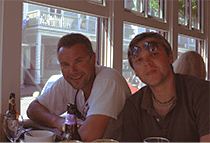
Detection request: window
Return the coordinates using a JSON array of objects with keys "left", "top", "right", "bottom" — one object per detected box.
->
[
  {"left": 178, "top": 35, "right": 205, "bottom": 56},
  {"left": 148, "top": 0, "right": 164, "bottom": 19},
  {"left": 124, "top": 0, "right": 143, "bottom": 12},
  {"left": 178, "top": 0, "right": 203, "bottom": 30},
  {"left": 178, "top": 35, "right": 197, "bottom": 55},
  {"left": 124, "top": 0, "right": 165, "bottom": 20},
  {"left": 178, "top": 0, "right": 187, "bottom": 26},
  {"left": 21, "top": 2, "right": 105, "bottom": 118}
]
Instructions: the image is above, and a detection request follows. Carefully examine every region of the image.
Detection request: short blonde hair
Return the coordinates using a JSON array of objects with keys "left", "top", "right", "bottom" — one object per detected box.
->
[{"left": 173, "top": 51, "right": 206, "bottom": 80}]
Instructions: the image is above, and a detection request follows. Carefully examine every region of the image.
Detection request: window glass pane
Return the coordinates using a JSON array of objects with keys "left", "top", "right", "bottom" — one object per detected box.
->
[
  {"left": 191, "top": 0, "right": 199, "bottom": 29},
  {"left": 178, "top": 0, "right": 187, "bottom": 25},
  {"left": 148, "top": 0, "right": 162, "bottom": 18},
  {"left": 123, "top": 22, "right": 165, "bottom": 93},
  {"left": 178, "top": 0, "right": 202, "bottom": 30},
  {"left": 21, "top": 3, "right": 101, "bottom": 118},
  {"left": 178, "top": 35, "right": 196, "bottom": 56},
  {"left": 124, "top": 0, "right": 144, "bottom": 12},
  {"left": 124, "top": 0, "right": 164, "bottom": 20}
]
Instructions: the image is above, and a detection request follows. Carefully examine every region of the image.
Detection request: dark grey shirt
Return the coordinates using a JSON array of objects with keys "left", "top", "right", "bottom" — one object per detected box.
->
[{"left": 121, "top": 74, "right": 210, "bottom": 142}]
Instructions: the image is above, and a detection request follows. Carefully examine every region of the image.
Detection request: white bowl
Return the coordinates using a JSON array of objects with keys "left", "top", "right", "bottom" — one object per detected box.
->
[
  {"left": 24, "top": 130, "right": 55, "bottom": 142},
  {"left": 94, "top": 139, "right": 119, "bottom": 142}
]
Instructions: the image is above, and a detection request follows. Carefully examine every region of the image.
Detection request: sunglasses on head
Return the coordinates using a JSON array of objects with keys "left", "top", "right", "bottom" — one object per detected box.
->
[{"left": 129, "top": 41, "right": 159, "bottom": 57}]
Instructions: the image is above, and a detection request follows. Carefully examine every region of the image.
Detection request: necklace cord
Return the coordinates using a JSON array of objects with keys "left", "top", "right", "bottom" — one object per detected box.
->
[{"left": 152, "top": 95, "right": 176, "bottom": 105}]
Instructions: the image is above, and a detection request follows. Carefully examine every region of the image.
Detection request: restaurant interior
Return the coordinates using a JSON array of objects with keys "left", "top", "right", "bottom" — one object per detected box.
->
[{"left": 0, "top": 0, "right": 210, "bottom": 141}]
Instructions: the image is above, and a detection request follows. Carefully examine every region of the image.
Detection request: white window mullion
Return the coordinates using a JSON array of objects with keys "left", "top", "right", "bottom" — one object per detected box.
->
[
  {"left": 159, "top": 0, "right": 163, "bottom": 19},
  {"left": 144, "top": 0, "right": 148, "bottom": 17},
  {"left": 188, "top": 0, "right": 192, "bottom": 29}
]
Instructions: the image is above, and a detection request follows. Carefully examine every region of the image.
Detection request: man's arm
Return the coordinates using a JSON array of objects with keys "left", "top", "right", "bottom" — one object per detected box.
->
[
  {"left": 78, "top": 115, "right": 111, "bottom": 141},
  {"left": 200, "top": 134, "right": 210, "bottom": 142},
  {"left": 27, "top": 100, "right": 65, "bottom": 131}
]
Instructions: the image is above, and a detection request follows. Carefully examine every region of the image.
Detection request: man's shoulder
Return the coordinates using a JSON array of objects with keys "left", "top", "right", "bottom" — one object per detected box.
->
[
  {"left": 49, "top": 74, "right": 67, "bottom": 86},
  {"left": 176, "top": 74, "right": 209, "bottom": 87},
  {"left": 127, "top": 86, "right": 146, "bottom": 102},
  {"left": 175, "top": 74, "right": 210, "bottom": 95},
  {"left": 96, "top": 65, "right": 119, "bottom": 74},
  {"left": 42, "top": 74, "right": 72, "bottom": 93},
  {"left": 96, "top": 65, "right": 125, "bottom": 80}
]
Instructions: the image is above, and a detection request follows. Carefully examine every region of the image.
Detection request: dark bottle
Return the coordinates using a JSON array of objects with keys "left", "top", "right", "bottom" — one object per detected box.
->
[
  {"left": 4, "top": 93, "right": 19, "bottom": 139},
  {"left": 5, "top": 93, "right": 17, "bottom": 120},
  {"left": 64, "top": 103, "right": 81, "bottom": 141}
]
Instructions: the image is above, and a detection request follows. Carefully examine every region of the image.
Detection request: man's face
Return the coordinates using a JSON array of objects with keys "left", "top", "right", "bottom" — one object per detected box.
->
[
  {"left": 57, "top": 44, "right": 96, "bottom": 90},
  {"left": 131, "top": 38, "right": 173, "bottom": 87}
]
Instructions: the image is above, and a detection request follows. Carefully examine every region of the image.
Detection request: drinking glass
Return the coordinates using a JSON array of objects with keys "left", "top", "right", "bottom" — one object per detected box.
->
[
  {"left": 143, "top": 137, "right": 169, "bottom": 143},
  {"left": 3, "top": 114, "right": 24, "bottom": 142}
]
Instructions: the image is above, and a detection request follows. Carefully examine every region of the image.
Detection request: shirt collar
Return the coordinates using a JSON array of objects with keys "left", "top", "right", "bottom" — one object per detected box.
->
[
  {"left": 141, "top": 75, "right": 179, "bottom": 116},
  {"left": 141, "top": 86, "right": 155, "bottom": 115}
]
